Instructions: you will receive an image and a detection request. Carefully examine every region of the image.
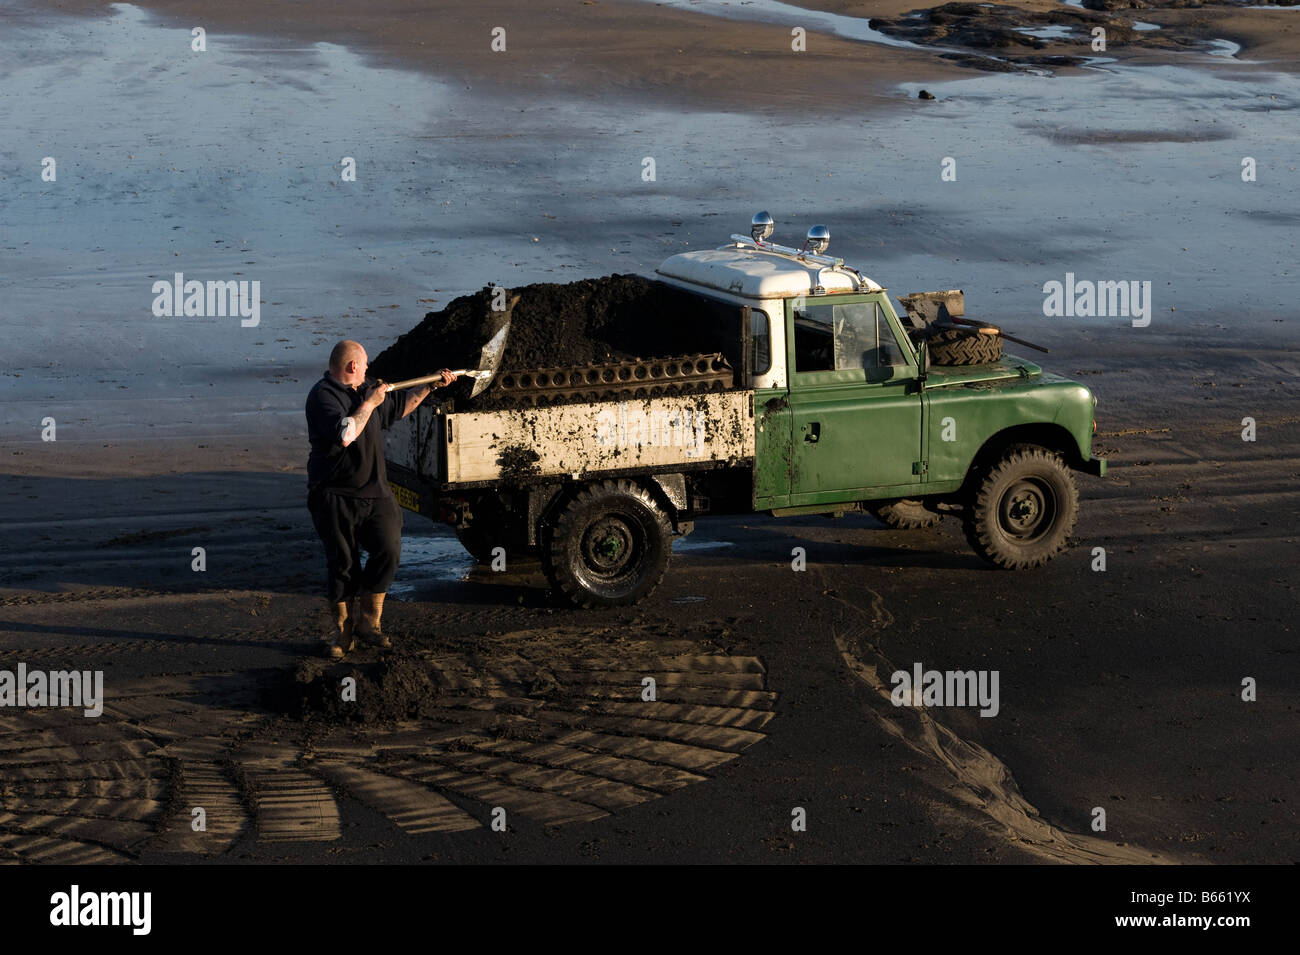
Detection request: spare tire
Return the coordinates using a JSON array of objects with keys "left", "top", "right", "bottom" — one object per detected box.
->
[
  {"left": 869, "top": 499, "right": 942, "bottom": 530},
  {"left": 925, "top": 326, "right": 1002, "bottom": 365}
]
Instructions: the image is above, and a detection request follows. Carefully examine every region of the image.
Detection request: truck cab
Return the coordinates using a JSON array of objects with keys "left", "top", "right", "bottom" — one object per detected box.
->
[
  {"left": 655, "top": 246, "right": 922, "bottom": 508},
  {"left": 656, "top": 215, "right": 1106, "bottom": 569}
]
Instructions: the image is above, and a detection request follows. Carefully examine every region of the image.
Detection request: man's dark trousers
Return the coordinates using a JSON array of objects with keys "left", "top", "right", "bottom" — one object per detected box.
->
[{"left": 308, "top": 487, "right": 402, "bottom": 603}]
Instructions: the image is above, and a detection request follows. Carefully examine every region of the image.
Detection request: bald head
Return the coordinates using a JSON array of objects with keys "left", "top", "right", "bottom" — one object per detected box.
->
[
  {"left": 329, "top": 340, "right": 365, "bottom": 372},
  {"left": 328, "top": 340, "right": 368, "bottom": 386}
]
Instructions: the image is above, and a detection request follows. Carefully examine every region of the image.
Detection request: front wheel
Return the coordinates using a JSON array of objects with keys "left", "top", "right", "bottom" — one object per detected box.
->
[
  {"left": 963, "top": 446, "right": 1078, "bottom": 569},
  {"left": 543, "top": 480, "right": 671, "bottom": 608}
]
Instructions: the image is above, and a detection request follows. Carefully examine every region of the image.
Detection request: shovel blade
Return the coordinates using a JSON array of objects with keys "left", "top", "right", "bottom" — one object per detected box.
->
[
  {"left": 471, "top": 325, "right": 509, "bottom": 397},
  {"left": 468, "top": 293, "right": 518, "bottom": 397}
]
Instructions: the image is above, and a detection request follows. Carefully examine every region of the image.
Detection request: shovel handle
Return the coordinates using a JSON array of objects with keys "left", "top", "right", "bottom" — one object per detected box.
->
[
  {"left": 386, "top": 369, "right": 483, "bottom": 390},
  {"left": 950, "top": 317, "right": 1050, "bottom": 354}
]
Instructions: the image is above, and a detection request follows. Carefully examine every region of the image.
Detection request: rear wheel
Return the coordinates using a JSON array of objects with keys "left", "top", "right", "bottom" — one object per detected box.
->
[
  {"left": 454, "top": 497, "right": 524, "bottom": 563},
  {"left": 543, "top": 480, "right": 671, "bottom": 608},
  {"left": 454, "top": 525, "right": 504, "bottom": 563},
  {"left": 869, "top": 499, "right": 941, "bottom": 530},
  {"left": 964, "top": 446, "right": 1078, "bottom": 569}
]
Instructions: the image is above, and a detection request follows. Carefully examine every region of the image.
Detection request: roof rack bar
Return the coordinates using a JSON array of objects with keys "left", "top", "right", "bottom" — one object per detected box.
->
[
  {"left": 727, "top": 234, "right": 879, "bottom": 292},
  {"left": 728, "top": 234, "right": 844, "bottom": 268}
]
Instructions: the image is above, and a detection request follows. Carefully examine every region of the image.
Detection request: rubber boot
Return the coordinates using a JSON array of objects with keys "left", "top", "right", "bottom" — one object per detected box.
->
[
  {"left": 355, "top": 592, "right": 391, "bottom": 648},
  {"left": 324, "top": 599, "right": 355, "bottom": 659}
]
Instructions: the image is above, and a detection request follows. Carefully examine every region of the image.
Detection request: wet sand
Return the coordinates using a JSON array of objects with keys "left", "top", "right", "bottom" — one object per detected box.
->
[
  {"left": 34, "top": 0, "right": 978, "bottom": 111},
  {"left": 3, "top": 327, "right": 1296, "bottom": 863},
  {"left": 37, "top": 0, "right": 1300, "bottom": 105}
]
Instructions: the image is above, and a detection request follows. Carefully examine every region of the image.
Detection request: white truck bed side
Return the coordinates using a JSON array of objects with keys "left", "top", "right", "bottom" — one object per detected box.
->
[{"left": 386, "top": 391, "right": 755, "bottom": 487}]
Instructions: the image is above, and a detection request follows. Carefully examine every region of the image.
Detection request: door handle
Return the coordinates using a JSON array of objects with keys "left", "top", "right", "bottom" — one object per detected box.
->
[{"left": 804, "top": 422, "right": 821, "bottom": 443}]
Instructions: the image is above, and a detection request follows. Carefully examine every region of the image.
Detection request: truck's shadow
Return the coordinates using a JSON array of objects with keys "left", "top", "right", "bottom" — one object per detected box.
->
[
  {"left": 0, "top": 471, "right": 983, "bottom": 602},
  {"left": 665, "top": 514, "right": 987, "bottom": 575},
  {"left": 396, "top": 513, "right": 986, "bottom": 609}
]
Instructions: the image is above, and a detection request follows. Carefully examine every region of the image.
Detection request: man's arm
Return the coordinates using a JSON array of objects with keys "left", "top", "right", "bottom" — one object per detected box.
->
[
  {"left": 399, "top": 369, "right": 458, "bottom": 420},
  {"left": 341, "top": 384, "right": 390, "bottom": 447},
  {"left": 401, "top": 385, "right": 432, "bottom": 420}
]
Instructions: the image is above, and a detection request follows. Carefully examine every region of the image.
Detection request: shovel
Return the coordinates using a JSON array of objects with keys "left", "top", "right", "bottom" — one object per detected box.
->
[{"left": 384, "top": 294, "right": 517, "bottom": 398}]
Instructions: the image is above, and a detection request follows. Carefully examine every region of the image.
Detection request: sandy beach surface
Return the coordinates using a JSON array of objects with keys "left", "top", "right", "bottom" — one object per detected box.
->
[{"left": 0, "top": 0, "right": 1296, "bottom": 867}]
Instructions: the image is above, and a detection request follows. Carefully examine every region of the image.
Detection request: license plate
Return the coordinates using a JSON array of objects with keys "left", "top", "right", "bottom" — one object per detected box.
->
[{"left": 390, "top": 482, "right": 420, "bottom": 512}]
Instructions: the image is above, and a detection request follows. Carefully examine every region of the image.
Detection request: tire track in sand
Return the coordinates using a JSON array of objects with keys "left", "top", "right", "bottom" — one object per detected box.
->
[
  {"left": 822, "top": 577, "right": 1178, "bottom": 864},
  {"left": 0, "top": 625, "right": 776, "bottom": 860}
]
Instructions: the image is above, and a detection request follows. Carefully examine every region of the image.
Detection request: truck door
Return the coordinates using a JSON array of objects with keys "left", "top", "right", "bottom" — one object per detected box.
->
[
  {"left": 750, "top": 306, "right": 796, "bottom": 508},
  {"left": 785, "top": 296, "right": 923, "bottom": 505}
]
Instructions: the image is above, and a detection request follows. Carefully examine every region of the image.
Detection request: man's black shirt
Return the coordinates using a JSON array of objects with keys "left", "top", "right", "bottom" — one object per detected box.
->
[{"left": 305, "top": 373, "right": 403, "bottom": 497}]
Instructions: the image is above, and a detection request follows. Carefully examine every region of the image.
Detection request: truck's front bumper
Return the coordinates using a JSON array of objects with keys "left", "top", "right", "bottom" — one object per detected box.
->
[{"left": 1080, "top": 456, "right": 1107, "bottom": 477}]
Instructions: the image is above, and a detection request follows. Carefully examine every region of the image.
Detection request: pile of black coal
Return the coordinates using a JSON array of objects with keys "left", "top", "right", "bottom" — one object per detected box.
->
[
  {"left": 266, "top": 651, "right": 444, "bottom": 726},
  {"left": 369, "top": 274, "right": 739, "bottom": 411}
]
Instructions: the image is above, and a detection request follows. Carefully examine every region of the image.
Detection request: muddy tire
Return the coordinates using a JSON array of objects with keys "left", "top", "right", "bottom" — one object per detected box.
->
[
  {"left": 869, "top": 499, "right": 941, "bottom": 530},
  {"left": 926, "top": 326, "right": 1002, "bottom": 365},
  {"left": 543, "top": 479, "right": 671, "bottom": 608},
  {"left": 964, "top": 446, "right": 1078, "bottom": 569}
]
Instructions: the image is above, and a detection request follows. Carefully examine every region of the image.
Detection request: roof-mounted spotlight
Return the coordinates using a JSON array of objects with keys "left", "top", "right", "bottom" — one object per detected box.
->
[
  {"left": 805, "top": 225, "right": 830, "bottom": 255},
  {"left": 751, "top": 211, "right": 775, "bottom": 243}
]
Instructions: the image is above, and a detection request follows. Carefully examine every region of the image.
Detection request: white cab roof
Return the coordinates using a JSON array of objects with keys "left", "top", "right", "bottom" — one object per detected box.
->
[{"left": 656, "top": 247, "right": 882, "bottom": 300}]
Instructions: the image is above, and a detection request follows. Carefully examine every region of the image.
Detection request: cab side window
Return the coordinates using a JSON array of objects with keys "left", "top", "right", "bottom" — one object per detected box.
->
[
  {"left": 873, "top": 304, "right": 906, "bottom": 368},
  {"left": 792, "top": 301, "right": 906, "bottom": 373},
  {"left": 793, "top": 303, "right": 835, "bottom": 371},
  {"left": 751, "top": 309, "right": 771, "bottom": 375}
]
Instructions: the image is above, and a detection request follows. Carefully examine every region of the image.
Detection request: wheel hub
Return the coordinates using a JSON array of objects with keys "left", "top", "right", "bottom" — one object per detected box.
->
[
  {"left": 999, "top": 480, "right": 1053, "bottom": 539},
  {"left": 582, "top": 517, "right": 636, "bottom": 575}
]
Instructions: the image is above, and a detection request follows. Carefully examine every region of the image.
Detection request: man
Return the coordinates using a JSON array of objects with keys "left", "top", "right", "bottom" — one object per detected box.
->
[{"left": 305, "top": 340, "right": 456, "bottom": 658}]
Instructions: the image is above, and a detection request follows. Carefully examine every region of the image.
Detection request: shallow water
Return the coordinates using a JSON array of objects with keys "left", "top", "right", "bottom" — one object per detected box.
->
[
  {"left": 1206, "top": 38, "right": 1243, "bottom": 58},
  {"left": 4, "top": 1, "right": 1297, "bottom": 448},
  {"left": 388, "top": 529, "right": 737, "bottom": 597},
  {"left": 1018, "top": 26, "right": 1078, "bottom": 40},
  {"left": 387, "top": 535, "right": 476, "bottom": 595},
  {"left": 673, "top": 537, "right": 737, "bottom": 553},
  {"left": 643, "top": 0, "right": 929, "bottom": 50}
]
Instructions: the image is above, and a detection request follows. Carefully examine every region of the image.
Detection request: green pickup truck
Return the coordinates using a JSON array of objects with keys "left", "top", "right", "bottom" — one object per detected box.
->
[{"left": 385, "top": 214, "right": 1106, "bottom": 607}]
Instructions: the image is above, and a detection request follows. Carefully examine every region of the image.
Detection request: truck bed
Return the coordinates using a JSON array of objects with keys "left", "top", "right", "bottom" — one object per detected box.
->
[{"left": 385, "top": 391, "right": 756, "bottom": 489}]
